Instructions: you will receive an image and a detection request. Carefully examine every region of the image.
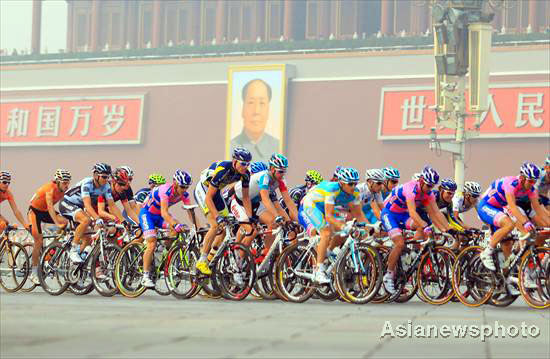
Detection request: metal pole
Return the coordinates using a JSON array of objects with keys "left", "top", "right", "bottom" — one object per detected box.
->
[{"left": 454, "top": 76, "right": 466, "bottom": 194}]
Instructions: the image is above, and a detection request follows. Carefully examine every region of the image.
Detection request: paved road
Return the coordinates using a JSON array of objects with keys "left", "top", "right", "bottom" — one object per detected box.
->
[{"left": 1, "top": 289, "right": 548, "bottom": 359}]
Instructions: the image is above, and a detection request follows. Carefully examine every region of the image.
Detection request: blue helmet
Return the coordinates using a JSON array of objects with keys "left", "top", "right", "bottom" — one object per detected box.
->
[
  {"left": 232, "top": 146, "right": 252, "bottom": 162},
  {"left": 250, "top": 161, "right": 268, "bottom": 174},
  {"left": 269, "top": 154, "right": 288, "bottom": 169},
  {"left": 421, "top": 166, "right": 440, "bottom": 185},
  {"left": 173, "top": 170, "right": 192, "bottom": 186},
  {"left": 382, "top": 166, "right": 400, "bottom": 180},
  {"left": 337, "top": 167, "right": 360, "bottom": 183},
  {"left": 332, "top": 165, "right": 343, "bottom": 178},
  {"left": 520, "top": 162, "right": 541, "bottom": 180},
  {"left": 439, "top": 178, "right": 457, "bottom": 191}
]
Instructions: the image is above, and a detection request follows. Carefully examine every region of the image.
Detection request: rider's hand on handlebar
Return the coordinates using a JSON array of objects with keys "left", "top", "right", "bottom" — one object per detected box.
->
[
  {"left": 95, "top": 218, "right": 105, "bottom": 227},
  {"left": 216, "top": 215, "right": 226, "bottom": 225},
  {"left": 423, "top": 226, "right": 433, "bottom": 236},
  {"left": 523, "top": 221, "right": 536, "bottom": 233},
  {"left": 274, "top": 216, "right": 285, "bottom": 225},
  {"left": 173, "top": 223, "right": 188, "bottom": 233}
]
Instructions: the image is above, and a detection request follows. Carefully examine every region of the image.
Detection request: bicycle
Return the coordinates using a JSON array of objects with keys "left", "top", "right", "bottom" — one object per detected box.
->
[{"left": 0, "top": 225, "right": 30, "bottom": 292}]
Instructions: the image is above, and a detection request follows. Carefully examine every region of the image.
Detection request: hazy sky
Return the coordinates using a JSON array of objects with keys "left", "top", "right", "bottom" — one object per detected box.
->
[{"left": 1, "top": 0, "right": 67, "bottom": 53}]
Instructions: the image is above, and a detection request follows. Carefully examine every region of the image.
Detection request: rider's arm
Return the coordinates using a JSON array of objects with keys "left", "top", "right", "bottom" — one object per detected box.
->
[
  {"left": 260, "top": 189, "right": 279, "bottom": 218},
  {"left": 325, "top": 203, "right": 344, "bottom": 231},
  {"left": 370, "top": 201, "right": 382, "bottom": 221},
  {"left": 121, "top": 200, "right": 139, "bottom": 224},
  {"left": 7, "top": 197, "right": 29, "bottom": 229},
  {"left": 106, "top": 198, "right": 125, "bottom": 222},
  {"left": 406, "top": 198, "right": 428, "bottom": 229},
  {"left": 504, "top": 191, "right": 529, "bottom": 226},
  {"left": 426, "top": 200, "right": 450, "bottom": 232},
  {"left": 530, "top": 196, "right": 550, "bottom": 226},
  {"left": 83, "top": 196, "right": 100, "bottom": 220},
  {"left": 350, "top": 202, "right": 368, "bottom": 223},
  {"left": 45, "top": 189, "right": 65, "bottom": 227},
  {"left": 160, "top": 198, "right": 179, "bottom": 228},
  {"left": 98, "top": 197, "right": 117, "bottom": 221},
  {"left": 280, "top": 189, "right": 298, "bottom": 221}
]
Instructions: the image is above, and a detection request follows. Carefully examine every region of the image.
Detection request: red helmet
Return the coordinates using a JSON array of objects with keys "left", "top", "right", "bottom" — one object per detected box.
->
[{"left": 113, "top": 167, "right": 130, "bottom": 185}]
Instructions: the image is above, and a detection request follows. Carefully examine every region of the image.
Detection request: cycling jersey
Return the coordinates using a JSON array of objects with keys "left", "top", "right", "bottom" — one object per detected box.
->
[
  {"left": 29, "top": 181, "right": 64, "bottom": 211},
  {"left": 384, "top": 180, "right": 436, "bottom": 214},
  {"left": 142, "top": 183, "right": 191, "bottom": 215},
  {"left": 432, "top": 190, "right": 452, "bottom": 210},
  {"left": 98, "top": 183, "right": 133, "bottom": 205},
  {"left": 357, "top": 182, "right": 383, "bottom": 210},
  {"left": 451, "top": 192, "right": 476, "bottom": 214},
  {"left": 233, "top": 170, "right": 287, "bottom": 204},
  {"left": 134, "top": 188, "right": 151, "bottom": 205},
  {"left": 481, "top": 176, "right": 537, "bottom": 209},
  {"left": 63, "top": 177, "right": 113, "bottom": 208},
  {"left": 303, "top": 181, "right": 360, "bottom": 215},
  {"left": 0, "top": 189, "right": 14, "bottom": 203},
  {"left": 202, "top": 161, "right": 250, "bottom": 190},
  {"left": 535, "top": 170, "right": 550, "bottom": 197}
]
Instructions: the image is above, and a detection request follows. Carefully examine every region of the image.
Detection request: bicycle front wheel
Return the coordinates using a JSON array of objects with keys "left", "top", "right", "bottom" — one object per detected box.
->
[
  {"left": 114, "top": 242, "right": 146, "bottom": 298},
  {"left": 518, "top": 247, "right": 550, "bottom": 309},
  {"left": 166, "top": 244, "right": 200, "bottom": 299},
  {"left": 216, "top": 242, "right": 256, "bottom": 301},
  {"left": 0, "top": 241, "right": 30, "bottom": 292}
]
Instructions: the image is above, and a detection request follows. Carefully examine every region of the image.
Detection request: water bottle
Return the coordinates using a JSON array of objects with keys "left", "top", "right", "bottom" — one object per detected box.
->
[
  {"left": 401, "top": 252, "right": 412, "bottom": 271},
  {"left": 154, "top": 243, "right": 165, "bottom": 264},
  {"left": 503, "top": 253, "right": 516, "bottom": 269},
  {"left": 80, "top": 245, "right": 92, "bottom": 260},
  {"left": 497, "top": 252, "right": 505, "bottom": 269}
]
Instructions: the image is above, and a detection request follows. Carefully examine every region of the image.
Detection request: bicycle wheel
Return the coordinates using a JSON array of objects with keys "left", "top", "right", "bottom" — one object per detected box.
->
[
  {"left": 273, "top": 241, "right": 317, "bottom": 303},
  {"left": 451, "top": 246, "right": 495, "bottom": 307},
  {"left": 416, "top": 246, "right": 456, "bottom": 305},
  {"left": 38, "top": 241, "right": 71, "bottom": 296},
  {"left": 518, "top": 247, "right": 550, "bottom": 309},
  {"left": 371, "top": 246, "right": 391, "bottom": 303},
  {"left": 91, "top": 244, "right": 121, "bottom": 297},
  {"left": 68, "top": 258, "right": 94, "bottom": 296},
  {"left": 335, "top": 243, "right": 380, "bottom": 304},
  {"left": 216, "top": 242, "right": 256, "bottom": 301},
  {"left": 167, "top": 244, "right": 200, "bottom": 299},
  {"left": 0, "top": 241, "right": 30, "bottom": 292},
  {"left": 19, "top": 243, "right": 38, "bottom": 292},
  {"left": 114, "top": 242, "right": 146, "bottom": 298}
]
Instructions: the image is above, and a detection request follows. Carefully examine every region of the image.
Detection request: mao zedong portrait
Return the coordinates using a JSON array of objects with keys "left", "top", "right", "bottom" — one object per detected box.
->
[{"left": 230, "top": 79, "right": 280, "bottom": 163}]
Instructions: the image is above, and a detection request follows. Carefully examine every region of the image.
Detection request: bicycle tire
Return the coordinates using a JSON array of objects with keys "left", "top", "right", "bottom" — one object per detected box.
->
[
  {"left": 167, "top": 243, "right": 200, "bottom": 299},
  {"left": 335, "top": 243, "right": 380, "bottom": 304},
  {"left": 216, "top": 242, "right": 256, "bottom": 301},
  {"left": 38, "top": 241, "right": 70, "bottom": 296},
  {"left": 416, "top": 246, "right": 456, "bottom": 305},
  {"left": 114, "top": 242, "right": 146, "bottom": 298},
  {"left": 18, "top": 243, "right": 38, "bottom": 292},
  {"left": 273, "top": 241, "right": 317, "bottom": 303},
  {"left": 0, "top": 241, "right": 30, "bottom": 292},
  {"left": 91, "top": 243, "right": 121, "bottom": 297},
  {"left": 518, "top": 246, "right": 550, "bottom": 309},
  {"left": 451, "top": 246, "right": 495, "bottom": 307}
]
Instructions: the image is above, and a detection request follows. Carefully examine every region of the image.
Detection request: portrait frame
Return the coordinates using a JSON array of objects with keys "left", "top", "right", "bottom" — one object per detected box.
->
[{"left": 225, "top": 64, "right": 289, "bottom": 163}]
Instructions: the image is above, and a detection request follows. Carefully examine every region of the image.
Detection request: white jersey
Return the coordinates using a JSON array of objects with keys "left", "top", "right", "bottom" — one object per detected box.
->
[
  {"left": 357, "top": 182, "right": 383, "bottom": 206},
  {"left": 233, "top": 170, "right": 287, "bottom": 204},
  {"left": 451, "top": 192, "right": 475, "bottom": 213},
  {"left": 536, "top": 170, "right": 550, "bottom": 198}
]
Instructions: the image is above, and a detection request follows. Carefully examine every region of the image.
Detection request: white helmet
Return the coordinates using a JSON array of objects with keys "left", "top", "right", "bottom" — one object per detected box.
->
[
  {"left": 365, "top": 168, "right": 385, "bottom": 182},
  {"left": 412, "top": 173, "right": 422, "bottom": 181},
  {"left": 120, "top": 165, "right": 134, "bottom": 178},
  {"left": 464, "top": 181, "right": 482, "bottom": 196},
  {"left": 54, "top": 169, "right": 72, "bottom": 182}
]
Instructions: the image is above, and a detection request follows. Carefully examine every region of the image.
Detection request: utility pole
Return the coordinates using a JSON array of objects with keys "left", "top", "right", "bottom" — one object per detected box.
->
[{"left": 429, "top": 0, "right": 494, "bottom": 193}]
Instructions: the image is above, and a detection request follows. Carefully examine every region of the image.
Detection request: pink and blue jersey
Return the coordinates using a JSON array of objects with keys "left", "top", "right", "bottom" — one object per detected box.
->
[
  {"left": 481, "top": 176, "right": 537, "bottom": 209},
  {"left": 143, "top": 183, "right": 191, "bottom": 215},
  {"left": 384, "top": 180, "right": 436, "bottom": 214}
]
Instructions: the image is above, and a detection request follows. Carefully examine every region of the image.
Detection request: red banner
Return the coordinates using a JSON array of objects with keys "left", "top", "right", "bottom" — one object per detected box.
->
[
  {"left": 378, "top": 84, "right": 550, "bottom": 140},
  {"left": 0, "top": 95, "right": 144, "bottom": 146}
]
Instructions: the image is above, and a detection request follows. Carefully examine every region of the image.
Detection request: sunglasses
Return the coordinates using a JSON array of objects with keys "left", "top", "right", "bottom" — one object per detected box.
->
[
  {"left": 275, "top": 169, "right": 287, "bottom": 174},
  {"left": 374, "top": 181, "right": 384, "bottom": 185},
  {"left": 116, "top": 182, "right": 127, "bottom": 186},
  {"left": 425, "top": 184, "right": 435, "bottom": 189},
  {"left": 390, "top": 180, "right": 399, "bottom": 184},
  {"left": 99, "top": 175, "right": 110, "bottom": 179},
  {"left": 239, "top": 161, "right": 250, "bottom": 167},
  {"left": 1, "top": 181, "right": 10, "bottom": 185},
  {"left": 178, "top": 185, "right": 190, "bottom": 190},
  {"left": 128, "top": 177, "right": 133, "bottom": 182},
  {"left": 469, "top": 194, "right": 480, "bottom": 199},
  {"left": 345, "top": 182, "right": 358, "bottom": 187}
]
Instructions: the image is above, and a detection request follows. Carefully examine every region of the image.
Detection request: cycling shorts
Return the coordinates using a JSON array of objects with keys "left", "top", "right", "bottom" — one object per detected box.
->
[
  {"left": 194, "top": 183, "right": 229, "bottom": 217},
  {"left": 381, "top": 208, "right": 413, "bottom": 239},
  {"left": 59, "top": 200, "right": 84, "bottom": 221},
  {"left": 477, "top": 200, "right": 506, "bottom": 233},
  {"left": 139, "top": 208, "right": 169, "bottom": 239},
  {"left": 301, "top": 204, "right": 327, "bottom": 233},
  {"left": 28, "top": 206, "right": 56, "bottom": 235}
]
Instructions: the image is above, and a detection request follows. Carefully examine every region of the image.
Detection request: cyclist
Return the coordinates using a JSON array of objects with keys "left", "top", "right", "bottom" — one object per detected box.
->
[
  {"left": 449, "top": 181, "right": 482, "bottom": 230},
  {"left": 194, "top": 147, "right": 253, "bottom": 275},
  {"left": 140, "top": 170, "right": 193, "bottom": 288},
  {"left": 27, "top": 169, "right": 72, "bottom": 284},
  {"left": 382, "top": 166, "right": 401, "bottom": 198},
  {"left": 429, "top": 178, "right": 458, "bottom": 229},
  {"left": 98, "top": 167, "right": 139, "bottom": 225},
  {"left": 381, "top": 166, "right": 451, "bottom": 293},
  {"left": 230, "top": 154, "right": 297, "bottom": 249},
  {"left": 301, "top": 167, "right": 367, "bottom": 284},
  {"left": 60, "top": 163, "right": 123, "bottom": 263},
  {"left": 279, "top": 170, "right": 324, "bottom": 213},
  {"left": 478, "top": 162, "right": 546, "bottom": 271},
  {"left": 134, "top": 174, "right": 166, "bottom": 207},
  {"left": 358, "top": 169, "right": 385, "bottom": 224},
  {"left": 0, "top": 171, "right": 30, "bottom": 232}
]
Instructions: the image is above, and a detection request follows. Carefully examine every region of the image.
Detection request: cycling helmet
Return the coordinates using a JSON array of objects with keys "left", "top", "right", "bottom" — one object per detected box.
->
[
  {"left": 464, "top": 181, "right": 482, "bottom": 196},
  {"left": 54, "top": 169, "right": 72, "bottom": 182},
  {"left": 232, "top": 146, "right": 252, "bottom": 162},
  {"left": 332, "top": 166, "right": 343, "bottom": 179},
  {"left": 305, "top": 170, "right": 323, "bottom": 185},
  {"left": 269, "top": 154, "right": 289, "bottom": 169},
  {"left": 173, "top": 170, "right": 192, "bottom": 186},
  {"left": 365, "top": 168, "right": 386, "bottom": 182},
  {"left": 250, "top": 162, "right": 268, "bottom": 174},
  {"left": 0, "top": 171, "right": 12, "bottom": 182},
  {"left": 382, "top": 166, "right": 401, "bottom": 180},
  {"left": 545, "top": 155, "right": 550, "bottom": 166},
  {"left": 148, "top": 173, "right": 166, "bottom": 186},
  {"left": 412, "top": 173, "right": 422, "bottom": 181},
  {"left": 439, "top": 178, "right": 457, "bottom": 191},
  {"left": 113, "top": 167, "right": 130, "bottom": 185},
  {"left": 337, "top": 167, "right": 360, "bottom": 183},
  {"left": 93, "top": 163, "right": 112, "bottom": 175},
  {"left": 421, "top": 166, "right": 440, "bottom": 185},
  {"left": 120, "top": 165, "right": 134, "bottom": 178},
  {"left": 520, "top": 162, "right": 541, "bottom": 180}
]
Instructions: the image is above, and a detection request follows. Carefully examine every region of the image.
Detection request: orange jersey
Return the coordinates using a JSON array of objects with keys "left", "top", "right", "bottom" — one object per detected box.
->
[
  {"left": 0, "top": 188, "right": 14, "bottom": 204},
  {"left": 30, "top": 181, "right": 64, "bottom": 211}
]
